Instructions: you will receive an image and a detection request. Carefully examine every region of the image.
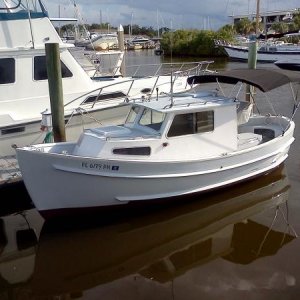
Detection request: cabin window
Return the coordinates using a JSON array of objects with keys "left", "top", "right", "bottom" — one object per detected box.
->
[
  {"left": 126, "top": 105, "right": 140, "bottom": 123},
  {"left": 34, "top": 56, "right": 73, "bottom": 80},
  {"left": 113, "top": 147, "right": 151, "bottom": 156},
  {"left": 196, "top": 111, "right": 214, "bottom": 133},
  {"left": 0, "top": 58, "right": 15, "bottom": 84},
  {"left": 82, "top": 92, "right": 127, "bottom": 104},
  {"left": 139, "top": 108, "right": 166, "bottom": 131},
  {"left": 168, "top": 111, "right": 214, "bottom": 137}
]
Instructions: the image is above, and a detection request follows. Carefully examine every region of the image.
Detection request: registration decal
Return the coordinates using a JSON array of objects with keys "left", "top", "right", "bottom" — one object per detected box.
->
[{"left": 81, "top": 162, "right": 119, "bottom": 171}]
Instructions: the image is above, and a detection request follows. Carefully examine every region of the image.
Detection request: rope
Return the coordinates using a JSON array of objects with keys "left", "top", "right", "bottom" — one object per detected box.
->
[
  {"left": 75, "top": 107, "right": 103, "bottom": 127},
  {"left": 43, "top": 132, "right": 53, "bottom": 143}
]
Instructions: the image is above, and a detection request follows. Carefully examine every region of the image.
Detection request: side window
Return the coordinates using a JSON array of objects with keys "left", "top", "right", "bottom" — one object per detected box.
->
[
  {"left": 196, "top": 111, "right": 214, "bottom": 133},
  {"left": 0, "top": 58, "right": 15, "bottom": 84},
  {"left": 167, "top": 113, "right": 194, "bottom": 137},
  {"left": 168, "top": 111, "right": 214, "bottom": 137},
  {"left": 34, "top": 56, "right": 73, "bottom": 80}
]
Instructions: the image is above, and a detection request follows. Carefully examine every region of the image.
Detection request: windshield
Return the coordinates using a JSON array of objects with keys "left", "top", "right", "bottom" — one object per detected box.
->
[
  {"left": 125, "top": 105, "right": 166, "bottom": 132},
  {"left": 139, "top": 108, "right": 166, "bottom": 131},
  {"left": 125, "top": 105, "right": 140, "bottom": 124}
]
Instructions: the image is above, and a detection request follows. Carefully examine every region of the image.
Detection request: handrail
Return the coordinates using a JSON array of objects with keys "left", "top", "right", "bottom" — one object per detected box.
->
[
  {"left": 0, "top": 0, "right": 21, "bottom": 10},
  {"left": 63, "top": 60, "right": 216, "bottom": 111},
  {"left": 64, "top": 77, "right": 144, "bottom": 108},
  {"left": 127, "top": 61, "right": 214, "bottom": 77}
]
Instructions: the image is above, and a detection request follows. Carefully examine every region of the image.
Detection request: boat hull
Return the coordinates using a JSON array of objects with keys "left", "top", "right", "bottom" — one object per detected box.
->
[
  {"left": 223, "top": 45, "right": 300, "bottom": 62},
  {"left": 16, "top": 123, "right": 294, "bottom": 218}
]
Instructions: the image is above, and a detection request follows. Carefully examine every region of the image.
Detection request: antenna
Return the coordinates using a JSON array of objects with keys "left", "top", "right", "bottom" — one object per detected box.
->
[
  {"left": 26, "top": 0, "right": 35, "bottom": 48},
  {"left": 170, "top": 20, "right": 174, "bottom": 107}
]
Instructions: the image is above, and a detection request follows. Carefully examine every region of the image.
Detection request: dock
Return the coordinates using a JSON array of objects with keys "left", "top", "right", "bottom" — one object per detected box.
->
[{"left": 0, "top": 155, "right": 22, "bottom": 187}]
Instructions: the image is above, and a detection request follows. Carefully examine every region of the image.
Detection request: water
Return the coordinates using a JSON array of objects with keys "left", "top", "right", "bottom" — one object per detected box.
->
[{"left": 1, "top": 51, "right": 300, "bottom": 299}]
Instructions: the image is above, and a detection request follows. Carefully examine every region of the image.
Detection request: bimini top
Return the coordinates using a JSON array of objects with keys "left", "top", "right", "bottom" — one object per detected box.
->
[{"left": 187, "top": 69, "right": 300, "bottom": 92}]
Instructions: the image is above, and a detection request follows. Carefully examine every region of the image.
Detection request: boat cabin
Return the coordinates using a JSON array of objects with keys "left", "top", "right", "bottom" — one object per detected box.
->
[{"left": 73, "top": 92, "right": 244, "bottom": 160}]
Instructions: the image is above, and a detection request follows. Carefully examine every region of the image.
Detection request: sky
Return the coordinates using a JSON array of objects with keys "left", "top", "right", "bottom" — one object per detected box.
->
[{"left": 45, "top": 0, "right": 300, "bottom": 30}]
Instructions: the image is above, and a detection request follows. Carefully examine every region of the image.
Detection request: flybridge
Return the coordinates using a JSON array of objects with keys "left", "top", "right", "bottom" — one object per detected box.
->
[{"left": 0, "top": 0, "right": 48, "bottom": 18}]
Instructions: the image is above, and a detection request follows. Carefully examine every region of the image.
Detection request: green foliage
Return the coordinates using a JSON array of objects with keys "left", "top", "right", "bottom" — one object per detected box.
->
[
  {"left": 160, "top": 29, "right": 232, "bottom": 57},
  {"left": 217, "top": 24, "right": 236, "bottom": 42},
  {"left": 233, "top": 18, "right": 264, "bottom": 35},
  {"left": 89, "top": 23, "right": 115, "bottom": 30},
  {"left": 234, "top": 18, "right": 254, "bottom": 35},
  {"left": 270, "top": 22, "right": 289, "bottom": 33},
  {"left": 291, "top": 9, "right": 300, "bottom": 29}
]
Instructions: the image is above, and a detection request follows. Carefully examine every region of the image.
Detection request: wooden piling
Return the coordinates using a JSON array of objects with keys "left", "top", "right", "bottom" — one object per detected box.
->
[
  {"left": 246, "top": 0, "right": 260, "bottom": 103},
  {"left": 45, "top": 43, "right": 66, "bottom": 142}
]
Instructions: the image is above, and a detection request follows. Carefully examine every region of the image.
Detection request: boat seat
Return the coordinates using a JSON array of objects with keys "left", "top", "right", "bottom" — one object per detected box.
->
[{"left": 237, "top": 132, "right": 262, "bottom": 150}]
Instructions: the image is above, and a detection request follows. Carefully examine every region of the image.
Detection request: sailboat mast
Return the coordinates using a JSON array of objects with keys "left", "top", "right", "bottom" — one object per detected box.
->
[{"left": 157, "top": 9, "right": 159, "bottom": 38}]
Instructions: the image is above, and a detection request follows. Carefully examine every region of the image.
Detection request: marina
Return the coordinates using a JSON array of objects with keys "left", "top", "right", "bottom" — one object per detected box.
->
[{"left": 1, "top": 53, "right": 300, "bottom": 298}]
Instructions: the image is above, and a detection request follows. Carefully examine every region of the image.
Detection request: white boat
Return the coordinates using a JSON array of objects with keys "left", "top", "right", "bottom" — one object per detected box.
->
[
  {"left": 0, "top": 0, "right": 214, "bottom": 163},
  {"left": 16, "top": 69, "right": 300, "bottom": 218},
  {"left": 216, "top": 40, "right": 300, "bottom": 62},
  {"left": 0, "top": 165, "right": 293, "bottom": 293},
  {"left": 129, "top": 36, "right": 151, "bottom": 45},
  {"left": 126, "top": 36, "right": 154, "bottom": 50},
  {"left": 76, "top": 33, "right": 119, "bottom": 50}
]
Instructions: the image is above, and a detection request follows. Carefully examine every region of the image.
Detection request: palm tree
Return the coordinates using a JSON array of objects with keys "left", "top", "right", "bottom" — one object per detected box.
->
[{"left": 235, "top": 18, "right": 254, "bottom": 35}]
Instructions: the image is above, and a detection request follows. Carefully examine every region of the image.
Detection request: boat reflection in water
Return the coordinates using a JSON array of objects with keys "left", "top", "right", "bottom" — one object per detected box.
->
[{"left": 0, "top": 165, "right": 297, "bottom": 298}]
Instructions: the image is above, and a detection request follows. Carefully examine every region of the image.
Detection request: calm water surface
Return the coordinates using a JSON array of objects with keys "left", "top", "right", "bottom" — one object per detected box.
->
[{"left": 0, "top": 51, "right": 300, "bottom": 299}]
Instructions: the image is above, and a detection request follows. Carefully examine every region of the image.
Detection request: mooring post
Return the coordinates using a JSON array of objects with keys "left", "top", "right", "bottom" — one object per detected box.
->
[
  {"left": 246, "top": 0, "right": 260, "bottom": 103},
  {"left": 246, "top": 35, "right": 257, "bottom": 102},
  {"left": 117, "top": 24, "right": 126, "bottom": 76},
  {"left": 45, "top": 43, "right": 66, "bottom": 142}
]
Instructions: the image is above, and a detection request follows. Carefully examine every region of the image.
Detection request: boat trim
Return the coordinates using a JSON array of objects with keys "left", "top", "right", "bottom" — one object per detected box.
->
[
  {"left": 115, "top": 156, "right": 288, "bottom": 201},
  {"left": 49, "top": 138, "right": 293, "bottom": 178}
]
